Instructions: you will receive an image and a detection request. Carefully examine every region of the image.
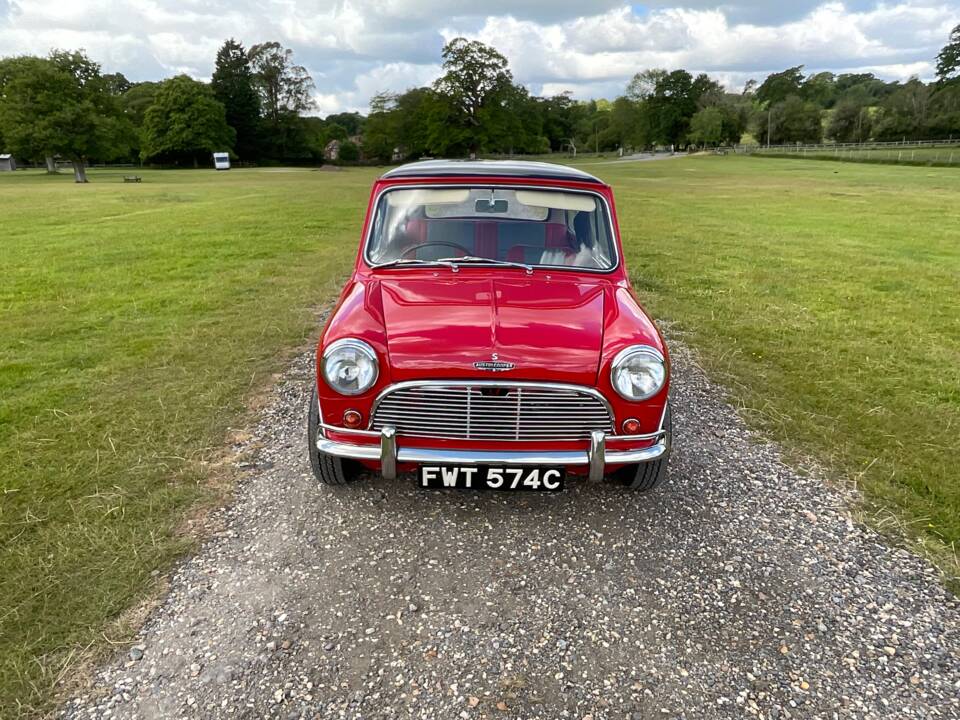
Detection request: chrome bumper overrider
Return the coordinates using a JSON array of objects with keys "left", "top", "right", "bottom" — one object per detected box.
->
[{"left": 316, "top": 423, "right": 669, "bottom": 482}]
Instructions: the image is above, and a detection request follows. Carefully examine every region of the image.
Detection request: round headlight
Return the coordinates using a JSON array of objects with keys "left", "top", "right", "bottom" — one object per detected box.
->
[
  {"left": 610, "top": 345, "right": 666, "bottom": 401},
  {"left": 322, "top": 338, "right": 379, "bottom": 396}
]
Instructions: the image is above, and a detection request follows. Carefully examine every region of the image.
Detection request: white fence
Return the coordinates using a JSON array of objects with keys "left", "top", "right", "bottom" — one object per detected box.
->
[{"left": 736, "top": 138, "right": 960, "bottom": 166}]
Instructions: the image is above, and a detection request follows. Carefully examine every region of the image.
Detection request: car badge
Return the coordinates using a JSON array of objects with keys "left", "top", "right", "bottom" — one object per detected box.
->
[{"left": 474, "top": 353, "right": 514, "bottom": 372}]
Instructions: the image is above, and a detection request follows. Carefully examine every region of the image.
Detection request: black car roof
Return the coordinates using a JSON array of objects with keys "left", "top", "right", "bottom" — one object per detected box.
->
[{"left": 381, "top": 159, "right": 604, "bottom": 185}]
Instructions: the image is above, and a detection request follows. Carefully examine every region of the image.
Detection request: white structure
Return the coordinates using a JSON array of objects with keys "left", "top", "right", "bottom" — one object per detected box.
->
[
  {"left": 0, "top": 154, "right": 15, "bottom": 172},
  {"left": 213, "top": 152, "right": 230, "bottom": 171}
]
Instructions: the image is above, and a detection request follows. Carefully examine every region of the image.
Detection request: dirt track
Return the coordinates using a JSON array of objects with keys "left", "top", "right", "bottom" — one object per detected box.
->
[{"left": 63, "top": 344, "right": 960, "bottom": 719}]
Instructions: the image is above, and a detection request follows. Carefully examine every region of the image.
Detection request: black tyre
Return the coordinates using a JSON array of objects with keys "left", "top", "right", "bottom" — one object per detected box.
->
[
  {"left": 611, "top": 404, "right": 672, "bottom": 491},
  {"left": 307, "top": 388, "right": 363, "bottom": 486}
]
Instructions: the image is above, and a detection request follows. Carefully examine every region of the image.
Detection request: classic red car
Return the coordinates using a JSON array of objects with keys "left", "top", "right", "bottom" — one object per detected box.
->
[{"left": 308, "top": 160, "right": 671, "bottom": 492}]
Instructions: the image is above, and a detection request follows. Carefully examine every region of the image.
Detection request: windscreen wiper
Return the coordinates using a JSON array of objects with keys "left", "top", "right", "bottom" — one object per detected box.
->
[
  {"left": 435, "top": 256, "right": 534, "bottom": 274},
  {"left": 371, "top": 258, "right": 459, "bottom": 270}
]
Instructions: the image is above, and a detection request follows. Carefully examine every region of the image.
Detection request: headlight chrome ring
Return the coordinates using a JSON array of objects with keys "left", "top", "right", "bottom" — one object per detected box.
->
[
  {"left": 321, "top": 338, "right": 379, "bottom": 396},
  {"left": 610, "top": 345, "right": 666, "bottom": 401}
]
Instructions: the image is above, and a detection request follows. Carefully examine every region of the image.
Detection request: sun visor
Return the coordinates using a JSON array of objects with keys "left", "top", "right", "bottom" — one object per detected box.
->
[
  {"left": 515, "top": 190, "right": 597, "bottom": 212},
  {"left": 385, "top": 189, "right": 470, "bottom": 207}
]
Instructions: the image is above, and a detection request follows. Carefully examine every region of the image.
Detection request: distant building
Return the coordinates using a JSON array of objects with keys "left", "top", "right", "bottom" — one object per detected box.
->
[
  {"left": 324, "top": 139, "right": 342, "bottom": 161},
  {"left": 324, "top": 135, "right": 364, "bottom": 162},
  {"left": 0, "top": 154, "right": 15, "bottom": 172}
]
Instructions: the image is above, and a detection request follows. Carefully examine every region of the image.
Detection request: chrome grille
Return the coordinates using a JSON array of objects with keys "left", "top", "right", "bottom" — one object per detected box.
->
[{"left": 370, "top": 382, "right": 614, "bottom": 441}]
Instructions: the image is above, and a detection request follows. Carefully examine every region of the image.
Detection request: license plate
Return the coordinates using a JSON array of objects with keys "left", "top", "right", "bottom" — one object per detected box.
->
[{"left": 418, "top": 465, "right": 565, "bottom": 492}]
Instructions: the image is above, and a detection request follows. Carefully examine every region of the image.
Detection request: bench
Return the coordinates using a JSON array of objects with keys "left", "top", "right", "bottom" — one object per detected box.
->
[{"left": 123, "top": 175, "right": 142, "bottom": 183}]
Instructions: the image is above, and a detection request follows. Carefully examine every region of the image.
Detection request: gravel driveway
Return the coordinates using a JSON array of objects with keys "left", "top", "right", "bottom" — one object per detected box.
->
[{"left": 62, "top": 344, "right": 959, "bottom": 720}]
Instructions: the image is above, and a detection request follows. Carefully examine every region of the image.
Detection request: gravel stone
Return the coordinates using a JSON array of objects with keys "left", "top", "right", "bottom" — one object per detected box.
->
[{"left": 60, "top": 343, "right": 960, "bottom": 719}]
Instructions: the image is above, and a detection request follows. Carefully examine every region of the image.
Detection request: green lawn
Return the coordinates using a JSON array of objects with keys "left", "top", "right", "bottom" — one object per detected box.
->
[
  {"left": 591, "top": 156, "right": 959, "bottom": 572},
  {"left": 1, "top": 158, "right": 958, "bottom": 716}
]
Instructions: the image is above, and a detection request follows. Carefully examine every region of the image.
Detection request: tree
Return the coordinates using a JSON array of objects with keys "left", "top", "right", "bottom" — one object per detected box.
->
[
  {"left": 688, "top": 106, "right": 724, "bottom": 146},
  {"left": 300, "top": 116, "right": 334, "bottom": 162},
  {"left": 691, "top": 73, "right": 722, "bottom": 105},
  {"left": 323, "top": 121, "right": 348, "bottom": 142},
  {"left": 480, "top": 83, "right": 544, "bottom": 154},
  {"left": 828, "top": 101, "right": 872, "bottom": 143},
  {"left": 835, "top": 73, "right": 892, "bottom": 105},
  {"left": 325, "top": 112, "right": 364, "bottom": 136},
  {"left": 247, "top": 42, "right": 315, "bottom": 160},
  {"left": 645, "top": 69, "right": 697, "bottom": 146},
  {"left": 689, "top": 97, "right": 748, "bottom": 146},
  {"left": 248, "top": 42, "right": 315, "bottom": 121},
  {"left": 393, "top": 87, "right": 443, "bottom": 158},
  {"left": 605, "top": 96, "right": 645, "bottom": 150},
  {"left": 121, "top": 81, "right": 160, "bottom": 127},
  {"left": 927, "top": 82, "right": 960, "bottom": 137},
  {"left": 539, "top": 93, "right": 583, "bottom": 151},
  {"left": 101, "top": 72, "right": 132, "bottom": 96},
  {"left": 756, "top": 66, "right": 805, "bottom": 106},
  {"left": 0, "top": 50, "right": 131, "bottom": 182},
  {"left": 337, "top": 140, "right": 360, "bottom": 163},
  {"left": 801, "top": 71, "right": 837, "bottom": 108},
  {"left": 936, "top": 24, "right": 960, "bottom": 83},
  {"left": 433, "top": 37, "right": 513, "bottom": 154},
  {"left": 0, "top": 57, "right": 60, "bottom": 172},
  {"left": 764, "top": 95, "right": 823, "bottom": 144},
  {"left": 572, "top": 100, "right": 611, "bottom": 153},
  {"left": 872, "top": 78, "right": 932, "bottom": 140},
  {"left": 362, "top": 91, "right": 399, "bottom": 162},
  {"left": 626, "top": 69, "right": 667, "bottom": 102},
  {"left": 140, "top": 75, "right": 235, "bottom": 165},
  {"left": 117, "top": 81, "right": 159, "bottom": 162},
  {"left": 211, "top": 39, "right": 261, "bottom": 160}
]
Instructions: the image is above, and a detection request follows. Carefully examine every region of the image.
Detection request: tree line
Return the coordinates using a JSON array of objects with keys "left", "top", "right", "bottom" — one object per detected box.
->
[
  {"left": 1, "top": 26, "right": 958, "bottom": 182},
  {"left": 0, "top": 40, "right": 357, "bottom": 181},
  {"left": 363, "top": 26, "right": 960, "bottom": 160}
]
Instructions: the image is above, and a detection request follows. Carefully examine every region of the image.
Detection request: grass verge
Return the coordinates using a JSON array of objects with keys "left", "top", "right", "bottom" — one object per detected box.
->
[
  {"left": 592, "top": 155, "right": 959, "bottom": 583},
  {"left": 0, "top": 166, "right": 376, "bottom": 716}
]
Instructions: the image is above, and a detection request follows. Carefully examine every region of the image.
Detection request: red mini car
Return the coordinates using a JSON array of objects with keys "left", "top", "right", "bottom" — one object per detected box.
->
[{"left": 308, "top": 160, "right": 671, "bottom": 492}]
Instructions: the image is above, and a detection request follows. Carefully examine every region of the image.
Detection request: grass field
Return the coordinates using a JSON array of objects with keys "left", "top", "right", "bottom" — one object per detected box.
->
[
  {"left": 0, "top": 167, "right": 370, "bottom": 716},
  {"left": 1, "top": 157, "right": 959, "bottom": 715},
  {"left": 597, "top": 155, "right": 960, "bottom": 568}
]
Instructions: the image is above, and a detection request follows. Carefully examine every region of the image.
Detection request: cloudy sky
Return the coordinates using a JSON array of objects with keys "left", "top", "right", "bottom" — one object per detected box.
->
[{"left": 1, "top": 1, "right": 957, "bottom": 114}]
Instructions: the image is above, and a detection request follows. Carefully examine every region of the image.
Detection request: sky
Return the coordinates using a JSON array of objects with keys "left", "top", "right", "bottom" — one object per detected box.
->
[{"left": 1, "top": 1, "right": 957, "bottom": 115}]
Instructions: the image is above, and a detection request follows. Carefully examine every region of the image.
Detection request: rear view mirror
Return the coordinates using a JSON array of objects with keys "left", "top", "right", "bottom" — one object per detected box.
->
[{"left": 475, "top": 199, "right": 509, "bottom": 213}]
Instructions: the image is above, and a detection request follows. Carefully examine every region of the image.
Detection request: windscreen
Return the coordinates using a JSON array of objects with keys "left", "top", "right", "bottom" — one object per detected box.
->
[{"left": 365, "top": 187, "right": 616, "bottom": 270}]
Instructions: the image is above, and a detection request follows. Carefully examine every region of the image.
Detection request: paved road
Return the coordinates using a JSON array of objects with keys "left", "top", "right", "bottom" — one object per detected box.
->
[
  {"left": 63, "top": 345, "right": 959, "bottom": 719},
  {"left": 578, "top": 152, "right": 687, "bottom": 166}
]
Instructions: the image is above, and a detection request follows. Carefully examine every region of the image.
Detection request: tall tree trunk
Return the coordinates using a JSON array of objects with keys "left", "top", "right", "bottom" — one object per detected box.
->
[
  {"left": 45, "top": 156, "right": 58, "bottom": 174},
  {"left": 71, "top": 160, "right": 88, "bottom": 183}
]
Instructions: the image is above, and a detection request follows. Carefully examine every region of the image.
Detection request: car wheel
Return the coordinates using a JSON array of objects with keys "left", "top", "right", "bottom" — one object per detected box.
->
[
  {"left": 612, "top": 404, "right": 672, "bottom": 491},
  {"left": 307, "top": 387, "right": 363, "bottom": 485}
]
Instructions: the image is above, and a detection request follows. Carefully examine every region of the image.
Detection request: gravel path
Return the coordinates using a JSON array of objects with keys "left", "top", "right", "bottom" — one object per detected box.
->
[{"left": 62, "top": 344, "right": 960, "bottom": 720}]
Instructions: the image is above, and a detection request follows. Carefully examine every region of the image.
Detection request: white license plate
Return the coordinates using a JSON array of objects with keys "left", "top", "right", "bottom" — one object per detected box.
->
[{"left": 418, "top": 465, "right": 565, "bottom": 492}]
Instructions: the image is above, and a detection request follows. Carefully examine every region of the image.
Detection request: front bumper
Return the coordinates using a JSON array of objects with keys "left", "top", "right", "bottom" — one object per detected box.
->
[{"left": 315, "top": 423, "right": 669, "bottom": 482}]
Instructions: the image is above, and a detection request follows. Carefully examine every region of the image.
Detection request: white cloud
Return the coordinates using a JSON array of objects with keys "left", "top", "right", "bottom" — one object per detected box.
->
[
  {"left": 0, "top": 1, "right": 957, "bottom": 113},
  {"left": 316, "top": 61, "right": 443, "bottom": 113},
  {"left": 447, "top": 1, "right": 957, "bottom": 98}
]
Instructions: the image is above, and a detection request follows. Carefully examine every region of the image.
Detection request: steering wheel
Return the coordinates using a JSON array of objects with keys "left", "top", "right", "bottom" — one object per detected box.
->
[{"left": 401, "top": 241, "right": 472, "bottom": 259}]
